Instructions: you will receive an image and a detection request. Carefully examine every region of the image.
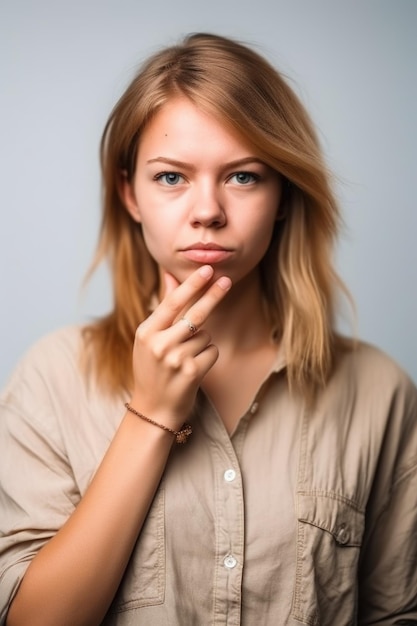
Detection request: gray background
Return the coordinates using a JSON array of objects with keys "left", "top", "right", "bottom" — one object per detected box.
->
[{"left": 1, "top": 0, "right": 416, "bottom": 387}]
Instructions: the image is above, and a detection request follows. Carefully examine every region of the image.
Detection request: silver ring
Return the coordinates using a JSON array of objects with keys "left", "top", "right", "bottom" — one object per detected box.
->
[{"left": 181, "top": 316, "right": 197, "bottom": 334}]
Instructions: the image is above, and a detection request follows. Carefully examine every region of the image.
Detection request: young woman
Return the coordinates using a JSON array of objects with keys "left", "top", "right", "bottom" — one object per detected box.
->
[{"left": 1, "top": 33, "right": 416, "bottom": 626}]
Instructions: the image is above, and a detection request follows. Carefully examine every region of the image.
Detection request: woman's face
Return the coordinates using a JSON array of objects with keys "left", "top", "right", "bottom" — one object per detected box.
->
[{"left": 123, "top": 96, "right": 282, "bottom": 288}]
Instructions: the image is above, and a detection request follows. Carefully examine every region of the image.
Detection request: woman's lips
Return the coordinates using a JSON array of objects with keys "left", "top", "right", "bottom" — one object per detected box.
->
[{"left": 180, "top": 244, "right": 233, "bottom": 264}]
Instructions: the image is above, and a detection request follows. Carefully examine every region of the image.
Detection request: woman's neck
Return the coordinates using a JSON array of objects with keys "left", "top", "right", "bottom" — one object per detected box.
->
[
  {"left": 201, "top": 270, "right": 278, "bottom": 433},
  {"left": 203, "top": 270, "right": 273, "bottom": 355}
]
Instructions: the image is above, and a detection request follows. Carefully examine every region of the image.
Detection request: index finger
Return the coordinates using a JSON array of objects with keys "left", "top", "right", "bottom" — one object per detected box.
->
[
  {"left": 182, "top": 275, "right": 232, "bottom": 329},
  {"left": 147, "top": 265, "right": 231, "bottom": 330}
]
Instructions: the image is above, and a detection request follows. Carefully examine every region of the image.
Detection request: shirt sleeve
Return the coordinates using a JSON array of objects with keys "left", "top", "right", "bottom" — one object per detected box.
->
[
  {"left": 358, "top": 375, "right": 417, "bottom": 624},
  {"left": 0, "top": 356, "right": 80, "bottom": 624}
]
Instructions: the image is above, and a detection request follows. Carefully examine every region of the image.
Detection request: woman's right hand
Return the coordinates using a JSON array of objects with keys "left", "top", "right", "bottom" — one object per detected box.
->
[{"left": 129, "top": 265, "right": 232, "bottom": 429}]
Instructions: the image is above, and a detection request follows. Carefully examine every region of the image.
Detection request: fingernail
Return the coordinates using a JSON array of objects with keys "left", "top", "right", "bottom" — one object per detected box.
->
[
  {"left": 217, "top": 276, "right": 232, "bottom": 290},
  {"left": 199, "top": 265, "right": 213, "bottom": 279}
]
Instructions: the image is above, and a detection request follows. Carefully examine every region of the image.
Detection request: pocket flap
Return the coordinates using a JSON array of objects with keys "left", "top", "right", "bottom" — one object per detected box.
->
[{"left": 297, "top": 493, "right": 364, "bottom": 547}]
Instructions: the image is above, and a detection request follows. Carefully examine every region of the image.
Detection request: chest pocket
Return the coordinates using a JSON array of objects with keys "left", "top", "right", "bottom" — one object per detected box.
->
[
  {"left": 291, "top": 492, "right": 365, "bottom": 626},
  {"left": 107, "top": 488, "right": 165, "bottom": 615}
]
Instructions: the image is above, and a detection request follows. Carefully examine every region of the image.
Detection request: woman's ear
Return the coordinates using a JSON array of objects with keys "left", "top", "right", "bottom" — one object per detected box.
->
[{"left": 119, "top": 170, "right": 142, "bottom": 223}]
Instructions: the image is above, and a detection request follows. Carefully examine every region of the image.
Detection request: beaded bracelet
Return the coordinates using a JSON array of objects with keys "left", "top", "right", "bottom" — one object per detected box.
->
[{"left": 124, "top": 402, "right": 192, "bottom": 444}]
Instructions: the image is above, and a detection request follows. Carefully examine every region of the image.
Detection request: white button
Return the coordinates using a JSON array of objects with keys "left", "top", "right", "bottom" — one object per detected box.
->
[
  {"left": 335, "top": 524, "right": 350, "bottom": 545},
  {"left": 223, "top": 555, "right": 237, "bottom": 569},
  {"left": 249, "top": 402, "right": 259, "bottom": 415},
  {"left": 224, "top": 469, "right": 236, "bottom": 482}
]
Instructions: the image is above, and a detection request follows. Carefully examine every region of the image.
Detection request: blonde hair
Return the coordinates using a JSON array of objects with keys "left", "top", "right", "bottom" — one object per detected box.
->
[{"left": 84, "top": 32, "right": 350, "bottom": 396}]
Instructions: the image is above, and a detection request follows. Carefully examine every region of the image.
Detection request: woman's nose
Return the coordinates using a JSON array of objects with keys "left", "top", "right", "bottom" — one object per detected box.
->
[{"left": 189, "top": 184, "right": 226, "bottom": 228}]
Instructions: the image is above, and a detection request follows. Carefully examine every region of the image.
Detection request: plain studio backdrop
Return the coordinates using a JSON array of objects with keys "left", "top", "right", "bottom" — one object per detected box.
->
[{"left": 0, "top": 0, "right": 416, "bottom": 387}]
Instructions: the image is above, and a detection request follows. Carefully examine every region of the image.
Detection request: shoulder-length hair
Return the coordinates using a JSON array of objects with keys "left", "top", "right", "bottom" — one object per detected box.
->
[{"left": 84, "top": 32, "right": 350, "bottom": 397}]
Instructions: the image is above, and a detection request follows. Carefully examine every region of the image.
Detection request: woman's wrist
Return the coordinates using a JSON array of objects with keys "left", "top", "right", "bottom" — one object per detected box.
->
[{"left": 124, "top": 402, "right": 192, "bottom": 444}]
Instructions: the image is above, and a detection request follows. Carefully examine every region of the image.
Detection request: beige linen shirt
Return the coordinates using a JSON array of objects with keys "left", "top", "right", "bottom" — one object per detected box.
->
[{"left": 0, "top": 326, "right": 417, "bottom": 625}]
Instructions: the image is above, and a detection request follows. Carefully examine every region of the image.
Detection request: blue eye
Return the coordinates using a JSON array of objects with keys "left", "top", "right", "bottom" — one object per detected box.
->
[
  {"left": 156, "top": 172, "right": 184, "bottom": 186},
  {"left": 230, "top": 172, "right": 259, "bottom": 185}
]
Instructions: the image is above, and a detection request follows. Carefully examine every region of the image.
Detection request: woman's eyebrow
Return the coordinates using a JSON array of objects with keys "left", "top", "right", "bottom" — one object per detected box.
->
[{"left": 147, "top": 157, "right": 195, "bottom": 170}]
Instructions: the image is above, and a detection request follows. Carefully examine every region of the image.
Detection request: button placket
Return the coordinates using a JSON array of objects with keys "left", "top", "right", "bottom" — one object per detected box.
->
[{"left": 213, "top": 442, "right": 244, "bottom": 623}]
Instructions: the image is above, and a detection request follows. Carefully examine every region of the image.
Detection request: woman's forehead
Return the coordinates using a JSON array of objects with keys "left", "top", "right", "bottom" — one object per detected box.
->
[{"left": 137, "top": 96, "right": 260, "bottom": 164}]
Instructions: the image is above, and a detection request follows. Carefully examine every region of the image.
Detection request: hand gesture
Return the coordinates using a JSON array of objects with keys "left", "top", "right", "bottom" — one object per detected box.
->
[{"left": 130, "top": 265, "right": 231, "bottom": 429}]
